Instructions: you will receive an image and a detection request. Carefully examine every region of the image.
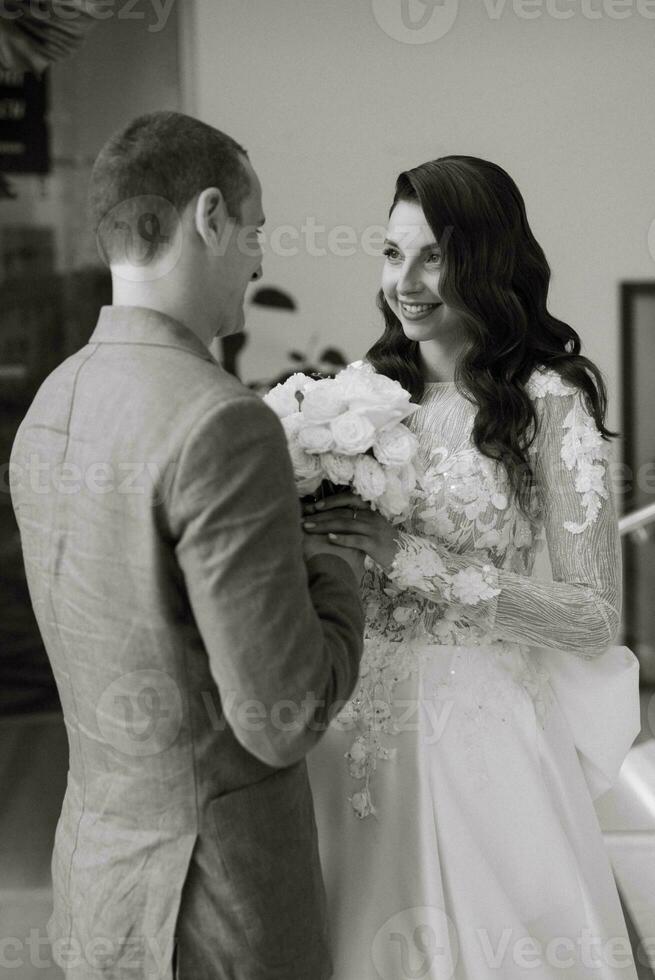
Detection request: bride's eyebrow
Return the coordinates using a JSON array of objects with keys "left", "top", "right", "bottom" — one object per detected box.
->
[{"left": 383, "top": 238, "right": 440, "bottom": 251}]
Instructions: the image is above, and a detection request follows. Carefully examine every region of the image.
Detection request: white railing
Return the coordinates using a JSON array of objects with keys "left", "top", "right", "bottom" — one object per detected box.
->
[{"left": 619, "top": 502, "right": 655, "bottom": 540}]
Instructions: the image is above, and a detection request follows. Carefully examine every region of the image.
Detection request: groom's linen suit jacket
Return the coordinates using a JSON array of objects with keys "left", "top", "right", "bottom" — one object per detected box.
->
[{"left": 10, "top": 306, "right": 364, "bottom": 980}]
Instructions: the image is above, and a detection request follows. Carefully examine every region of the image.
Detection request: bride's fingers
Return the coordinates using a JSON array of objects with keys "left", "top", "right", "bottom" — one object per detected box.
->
[
  {"left": 303, "top": 493, "right": 369, "bottom": 515},
  {"left": 326, "top": 532, "right": 369, "bottom": 551},
  {"left": 303, "top": 514, "right": 373, "bottom": 533}
]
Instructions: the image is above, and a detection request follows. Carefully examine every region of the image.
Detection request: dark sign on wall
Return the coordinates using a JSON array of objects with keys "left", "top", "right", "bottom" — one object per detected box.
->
[{"left": 0, "top": 70, "right": 49, "bottom": 174}]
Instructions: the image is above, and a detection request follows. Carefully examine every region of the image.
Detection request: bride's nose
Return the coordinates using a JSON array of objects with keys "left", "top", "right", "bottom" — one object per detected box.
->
[{"left": 397, "top": 263, "right": 423, "bottom": 295}]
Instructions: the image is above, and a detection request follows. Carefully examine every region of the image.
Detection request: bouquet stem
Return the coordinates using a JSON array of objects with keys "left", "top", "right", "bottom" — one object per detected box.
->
[{"left": 305, "top": 478, "right": 350, "bottom": 505}]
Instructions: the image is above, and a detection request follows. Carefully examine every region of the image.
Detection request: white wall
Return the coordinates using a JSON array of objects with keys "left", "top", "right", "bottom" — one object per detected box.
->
[{"left": 186, "top": 0, "right": 655, "bottom": 422}]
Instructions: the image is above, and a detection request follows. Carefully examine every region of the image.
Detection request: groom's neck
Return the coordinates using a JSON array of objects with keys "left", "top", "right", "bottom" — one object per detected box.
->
[{"left": 110, "top": 274, "right": 216, "bottom": 349}]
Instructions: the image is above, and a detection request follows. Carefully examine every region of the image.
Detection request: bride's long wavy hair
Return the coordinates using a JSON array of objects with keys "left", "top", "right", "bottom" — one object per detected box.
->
[{"left": 367, "top": 156, "right": 617, "bottom": 516}]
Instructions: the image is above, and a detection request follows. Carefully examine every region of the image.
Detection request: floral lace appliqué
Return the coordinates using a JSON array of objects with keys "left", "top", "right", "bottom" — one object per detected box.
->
[
  {"left": 413, "top": 443, "right": 539, "bottom": 572},
  {"left": 528, "top": 367, "right": 610, "bottom": 535},
  {"left": 525, "top": 365, "right": 574, "bottom": 399},
  {"left": 560, "top": 398, "right": 610, "bottom": 534},
  {"left": 335, "top": 634, "right": 421, "bottom": 819},
  {"left": 389, "top": 532, "right": 501, "bottom": 609}
]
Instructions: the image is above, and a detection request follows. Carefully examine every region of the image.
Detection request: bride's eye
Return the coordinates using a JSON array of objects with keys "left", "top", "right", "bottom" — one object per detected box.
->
[
  {"left": 426, "top": 251, "right": 442, "bottom": 265},
  {"left": 382, "top": 246, "right": 401, "bottom": 261}
]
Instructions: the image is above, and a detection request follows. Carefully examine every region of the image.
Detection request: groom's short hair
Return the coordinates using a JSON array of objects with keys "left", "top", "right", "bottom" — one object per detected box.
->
[{"left": 89, "top": 111, "right": 251, "bottom": 265}]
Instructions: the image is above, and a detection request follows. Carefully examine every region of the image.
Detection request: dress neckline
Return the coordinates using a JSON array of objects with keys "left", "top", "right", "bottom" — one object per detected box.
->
[{"left": 419, "top": 380, "right": 461, "bottom": 406}]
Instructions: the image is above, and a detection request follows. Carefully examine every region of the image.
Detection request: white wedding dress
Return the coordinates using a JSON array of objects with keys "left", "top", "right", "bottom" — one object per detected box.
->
[{"left": 307, "top": 366, "right": 641, "bottom": 980}]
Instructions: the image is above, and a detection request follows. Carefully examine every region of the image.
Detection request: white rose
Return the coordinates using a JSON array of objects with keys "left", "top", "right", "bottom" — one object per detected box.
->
[
  {"left": 331, "top": 361, "right": 375, "bottom": 395},
  {"left": 288, "top": 438, "right": 323, "bottom": 495},
  {"left": 280, "top": 413, "right": 305, "bottom": 438},
  {"left": 330, "top": 411, "right": 376, "bottom": 455},
  {"left": 376, "top": 466, "right": 415, "bottom": 520},
  {"left": 372, "top": 424, "right": 418, "bottom": 468},
  {"left": 353, "top": 455, "right": 387, "bottom": 502},
  {"left": 263, "top": 373, "right": 316, "bottom": 419},
  {"left": 322, "top": 452, "right": 355, "bottom": 486},
  {"left": 346, "top": 359, "right": 369, "bottom": 372},
  {"left": 334, "top": 364, "right": 417, "bottom": 429},
  {"left": 300, "top": 379, "right": 348, "bottom": 423},
  {"left": 297, "top": 425, "right": 334, "bottom": 455}
]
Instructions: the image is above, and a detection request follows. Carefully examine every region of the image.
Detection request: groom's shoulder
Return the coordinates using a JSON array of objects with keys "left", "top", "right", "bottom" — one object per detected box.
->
[
  {"left": 181, "top": 359, "right": 266, "bottom": 415},
  {"left": 176, "top": 368, "right": 282, "bottom": 450}
]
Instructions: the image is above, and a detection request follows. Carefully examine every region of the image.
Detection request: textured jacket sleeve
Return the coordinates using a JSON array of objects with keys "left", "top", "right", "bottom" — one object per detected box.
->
[
  {"left": 388, "top": 383, "right": 621, "bottom": 657},
  {"left": 167, "top": 394, "right": 364, "bottom": 767}
]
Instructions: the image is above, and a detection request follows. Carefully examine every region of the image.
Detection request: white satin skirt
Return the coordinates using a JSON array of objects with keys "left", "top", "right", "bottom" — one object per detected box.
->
[{"left": 307, "top": 640, "right": 640, "bottom": 980}]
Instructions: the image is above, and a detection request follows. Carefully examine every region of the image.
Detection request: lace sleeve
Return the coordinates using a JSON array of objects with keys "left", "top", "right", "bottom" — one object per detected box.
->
[{"left": 388, "top": 374, "right": 622, "bottom": 657}]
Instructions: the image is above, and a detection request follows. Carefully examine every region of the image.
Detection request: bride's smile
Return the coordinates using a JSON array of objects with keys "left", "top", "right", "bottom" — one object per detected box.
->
[{"left": 381, "top": 199, "right": 466, "bottom": 368}]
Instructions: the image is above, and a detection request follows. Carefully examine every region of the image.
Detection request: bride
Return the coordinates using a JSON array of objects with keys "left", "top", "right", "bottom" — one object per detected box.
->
[{"left": 302, "top": 156, "right": 640, "bottom": 979}]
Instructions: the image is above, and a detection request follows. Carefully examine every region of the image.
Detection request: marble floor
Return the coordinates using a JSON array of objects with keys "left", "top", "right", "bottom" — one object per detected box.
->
[{"left": 1, "top": 696, "right": 654, "bottom": 979}]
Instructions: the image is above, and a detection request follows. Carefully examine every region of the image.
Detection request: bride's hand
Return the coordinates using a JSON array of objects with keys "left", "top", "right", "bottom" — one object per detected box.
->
[
  {"left": 302, "top": 530, "right": 365, "bottom": 583},
  {"left": 302, "top": 492, "right": 400, "bottom": 572}
]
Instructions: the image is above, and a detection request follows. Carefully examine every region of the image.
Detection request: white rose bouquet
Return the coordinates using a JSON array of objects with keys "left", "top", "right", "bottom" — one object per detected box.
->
[{"left": 264, "top": 362, "right": 420, "bottom": 523}]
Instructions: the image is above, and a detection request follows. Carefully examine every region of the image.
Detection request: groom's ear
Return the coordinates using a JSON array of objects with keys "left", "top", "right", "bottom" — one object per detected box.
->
[{"left": 194, "top": 187, "right": 232, "bottom": 254}]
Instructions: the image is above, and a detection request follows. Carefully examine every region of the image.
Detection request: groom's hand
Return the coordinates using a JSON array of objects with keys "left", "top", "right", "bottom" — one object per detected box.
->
[
  {"left": 302, "top": 532, "right": 365, "bottom": 584},
  {"left": 302, "top": 493, "right": 400, "bottom": 572}
]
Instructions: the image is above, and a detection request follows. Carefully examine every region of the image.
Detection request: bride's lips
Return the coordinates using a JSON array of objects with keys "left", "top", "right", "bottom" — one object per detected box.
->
[{"left": 398, "top": 301, "right": 441, "bottom": 322}]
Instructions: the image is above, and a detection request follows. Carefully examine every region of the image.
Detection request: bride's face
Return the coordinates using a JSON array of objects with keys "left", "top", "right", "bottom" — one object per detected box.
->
[{"left": 381, "top": 199, "right": 458, "bottom": 343}]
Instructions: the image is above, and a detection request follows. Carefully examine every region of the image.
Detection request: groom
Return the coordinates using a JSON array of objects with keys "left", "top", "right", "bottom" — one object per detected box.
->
[{"left": 10, "top": 112, "right": 364, "bottom": 979}]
